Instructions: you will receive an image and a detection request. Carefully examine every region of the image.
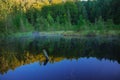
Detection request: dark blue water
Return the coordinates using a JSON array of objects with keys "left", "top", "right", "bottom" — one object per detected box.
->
[
  {"left": 0, "top": 57, "right": 120, "bottom": 80},
  {"left": 0, "top": 36, "right": 120, "bottom": 80}
]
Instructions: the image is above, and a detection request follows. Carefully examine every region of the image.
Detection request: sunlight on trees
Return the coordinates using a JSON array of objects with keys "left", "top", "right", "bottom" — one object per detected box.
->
[{"left": 0, "top": 0, "right": 119, "bottom": 36}]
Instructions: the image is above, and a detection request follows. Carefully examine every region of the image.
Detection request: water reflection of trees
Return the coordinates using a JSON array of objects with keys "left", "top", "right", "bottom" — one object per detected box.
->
[{"left": 0, "top": 36, "right": 120, "bottom": 74}]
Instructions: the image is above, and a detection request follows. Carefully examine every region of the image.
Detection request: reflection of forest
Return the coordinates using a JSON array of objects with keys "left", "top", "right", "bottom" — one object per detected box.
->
[{"left": 0, "top": 36, "right": 120, "bottom": 74}]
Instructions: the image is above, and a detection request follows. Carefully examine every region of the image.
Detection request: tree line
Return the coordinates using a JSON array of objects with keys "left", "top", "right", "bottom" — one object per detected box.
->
[{"left": 0, "top": 0, "right": 119, "bottom": 36}]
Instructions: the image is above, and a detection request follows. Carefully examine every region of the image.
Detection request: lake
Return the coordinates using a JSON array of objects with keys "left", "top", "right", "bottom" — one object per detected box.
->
[{"left": 0, "top": 34, "right": 120, "bottom": 80}]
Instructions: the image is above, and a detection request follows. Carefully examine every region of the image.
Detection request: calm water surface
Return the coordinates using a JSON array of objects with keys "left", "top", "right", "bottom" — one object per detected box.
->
[{"left": 0, "top": 35, "right": 120, "bottom": 80}]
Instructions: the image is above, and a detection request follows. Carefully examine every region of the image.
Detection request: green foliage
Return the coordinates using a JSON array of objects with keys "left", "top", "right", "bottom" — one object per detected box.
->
[
  {"left": 0, "top": 0, "right": 120, "bottom": 36},
  {"left": 111, "top": 0, "right": 120, "bottom": 24},
  {"left": 47, "top": 14, "right": 54, "bottom": 25},
  {"left": 95, "top": 16, "right": 105, "bottom": 30}
]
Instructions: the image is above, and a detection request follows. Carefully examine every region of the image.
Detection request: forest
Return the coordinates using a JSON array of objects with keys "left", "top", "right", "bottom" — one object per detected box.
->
[
  {"left": 0, "top": 0, "right": 120, "bottom": 78},
  {"left": 0, "top": 0, "right": 120, "bottom": 37}
]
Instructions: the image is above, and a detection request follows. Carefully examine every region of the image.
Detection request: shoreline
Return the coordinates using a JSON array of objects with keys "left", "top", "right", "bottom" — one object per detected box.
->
[{"left": 11, "top": 30, "right": 120, "bottom": 38}]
